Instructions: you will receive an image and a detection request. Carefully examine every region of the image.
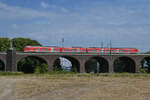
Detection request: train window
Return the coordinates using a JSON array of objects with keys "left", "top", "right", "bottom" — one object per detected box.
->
[
  {"left": 41, "top": 49, "right": 44, "bottom": 51},
  {"left": 54, "top": 49, "right": 57, "bottom": 51},
  {"left": 77, "top": 49, "right": 80, "bottom": 52},
  {"left": 38, "top": 48, "right": 40, "bottom": 51}
]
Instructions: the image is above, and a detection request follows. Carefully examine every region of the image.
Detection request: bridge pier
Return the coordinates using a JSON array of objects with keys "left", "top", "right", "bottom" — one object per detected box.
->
[
  {"left": 135, "top": 60, "right": 141, "bottom": 73},
  {"left": 108, "top": 61, "right": 114, "bottom": 73},
  {"left": 79, "top": 58, "right": 86, "bottom": 73},
  {"left": 6, "top": 49, "right": 17, "bottom": 72},
  {"left": 47, "top": 56, "right": 58, "bottom": 71},
  {"left": 48, "top": 61, "right": 54, "bottom": 71}
]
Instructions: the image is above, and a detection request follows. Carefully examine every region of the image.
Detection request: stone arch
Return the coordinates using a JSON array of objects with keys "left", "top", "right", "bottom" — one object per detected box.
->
[
  {"left": 0, "top": 59, "right": 5, "bottom": 71},
  {"left": 53, "top": 56, "right": 80, "bottom": 72},
  {"left": 85, "top": 56, "right": 109, "bottom": 73},
  {"left": 0, "top": 55, "right": 6, "bottom": 70},
  {"left": 114, "top": 56, "right": 136, "bottom": 73},
  {"left": 17, "top": 56, "right": 48, "bottom": 73}
]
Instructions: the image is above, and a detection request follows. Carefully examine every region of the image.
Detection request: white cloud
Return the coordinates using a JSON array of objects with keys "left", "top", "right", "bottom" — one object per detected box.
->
[
  {"left": 61, "top": 7, "right": 69, "bottom": 13},
  {"left": 0, "top": 2, "right": 150, "bottom": 51},
  {"left": 0, "top": 2, "right": 56, "bottom": 19},
  {"left": 12, "top": 24, "right": 18, "bottom": 29},
  {"left": 41, "top": 1, "right": 49, "bottom": 8}
]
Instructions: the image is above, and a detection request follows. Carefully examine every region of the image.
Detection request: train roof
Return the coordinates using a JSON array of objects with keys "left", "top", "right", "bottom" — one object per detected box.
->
[
  {"left": 72, "top": 46, "right": 83, "bottom": 48},
  {"left": 25, "top": 46, "right": 59, "bottom": 47},
  {"left": 25, "top": 46, "right": 137, "bottom": 49}
]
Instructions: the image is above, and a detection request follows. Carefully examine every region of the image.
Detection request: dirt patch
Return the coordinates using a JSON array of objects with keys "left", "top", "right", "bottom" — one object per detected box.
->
[{"left": 0, "top": 76, "right": 150, "bottom": 100}]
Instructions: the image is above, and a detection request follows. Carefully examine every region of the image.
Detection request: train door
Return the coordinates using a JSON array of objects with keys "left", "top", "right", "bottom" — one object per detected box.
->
[
  {"left": 51, "top": 48, "right": 54, "bottom": 52},
  {"left": 77, "top": 48, "right": 81, "bottom": 52},
  {"left": 116, "top": 49, "right": 119, "bottom": 53},
  {"left": 102, "top": 48, "right": 104, "bottom": 53}
]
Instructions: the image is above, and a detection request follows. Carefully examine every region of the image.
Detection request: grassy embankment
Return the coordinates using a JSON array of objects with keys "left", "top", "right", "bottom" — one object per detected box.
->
[{"left": 1, "top": 71, "right": 150, "bottom": 78}]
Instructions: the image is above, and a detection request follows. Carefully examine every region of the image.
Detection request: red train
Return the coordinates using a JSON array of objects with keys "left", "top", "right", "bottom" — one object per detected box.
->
[{"left": 24, "top": 46, "right": 138, "bottom": 53}]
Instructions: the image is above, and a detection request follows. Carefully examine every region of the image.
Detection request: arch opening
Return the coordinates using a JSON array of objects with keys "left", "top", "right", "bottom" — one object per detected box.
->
[
  {"left": 85, "top": 57, "right": 109, "bottom": 73},
  {"left": 114, "top": 57, "right": 136, "bottom": 73},
  {"left": 140, "top": 57, "right": 150, "bottom": 73},
  {"left": 17, "top": 56, "right": 48, "bottom": 74},
  {"left": 53, "top": 56, "right": 80, "bottom": 72},
  {"left": 0, "top": 60, "right": 5, "bottom": 71}
]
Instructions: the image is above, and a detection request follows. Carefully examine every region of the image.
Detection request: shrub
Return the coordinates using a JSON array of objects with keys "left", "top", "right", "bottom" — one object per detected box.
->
[
  {"left": 34, "top": 64, "right": 48, "bottom": 74},
  {"left": 34, "top": 66, "right": 41, "bottom": 74},
  {"left": 0, "top": 71, "right": 24, "bottom": 75},
  {"left": 139, "top": 68, "right": 147, "bottom": 73},
  {"left": 47, "top": 70, "right": 76, "bottom": 74},
  {"left": 40, "top": 63, "right": 48, "bottom": 73}
]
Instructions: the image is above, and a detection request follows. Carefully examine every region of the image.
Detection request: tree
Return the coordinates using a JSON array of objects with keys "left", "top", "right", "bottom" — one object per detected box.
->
[
  {"left": 0, "top": 37, "right": 41, "bottom": 51},
  {"left": 12, "top": 37, "right": 41, "bottom": 51},
  {"left": 0, "top": 38, "right": 10, "bottom": 51}
]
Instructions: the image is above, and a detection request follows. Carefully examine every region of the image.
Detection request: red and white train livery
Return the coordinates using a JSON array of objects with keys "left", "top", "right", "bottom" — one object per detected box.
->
[{"left": 24, "top": 46, "right": 138, "bottom": 53}]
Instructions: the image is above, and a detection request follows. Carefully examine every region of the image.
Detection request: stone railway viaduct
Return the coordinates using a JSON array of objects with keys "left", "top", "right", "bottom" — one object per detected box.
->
[{"left": 0, "top": 49, "right": 150, "bottom": 73}]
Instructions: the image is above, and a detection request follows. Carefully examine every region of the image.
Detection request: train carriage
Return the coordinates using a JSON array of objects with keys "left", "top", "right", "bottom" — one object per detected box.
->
[
  {"left": 61, "top": 47, "right": 86, "bottom": 53},
  {"left": 24, "top": 46, "right": 138, "bottom": 54}
]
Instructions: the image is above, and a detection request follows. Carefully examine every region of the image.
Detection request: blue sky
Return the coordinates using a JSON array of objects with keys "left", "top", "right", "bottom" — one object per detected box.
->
[{"left": 0, "top": 0, "right": 150, "bottom": 52}]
